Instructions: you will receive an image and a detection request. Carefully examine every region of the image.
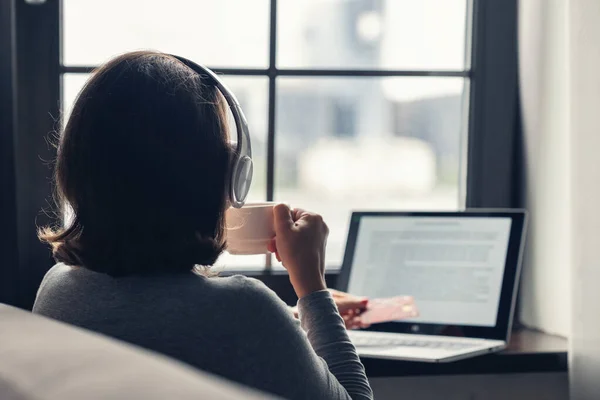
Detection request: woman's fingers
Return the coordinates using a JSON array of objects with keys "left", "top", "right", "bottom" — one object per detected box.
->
[
  {"left": 327, "top": 289, "right": 369, "bottom": 314},
  {"left": 337, "top": 298, "right": 369, "bottom": 314},
  {"left": 343, "top": 315, "right": 365, "bottom": 330},
  {"left": 267, "top": 238, "right": 277, "bottom": 253},
  {"left": 267, "top": 238, "right": 282, "bottom": 262}
]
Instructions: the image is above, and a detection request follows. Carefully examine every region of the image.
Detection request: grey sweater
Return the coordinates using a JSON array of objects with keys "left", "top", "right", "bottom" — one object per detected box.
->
[{"left": 33, "top": 264, "right": 373, "bottom": 400}]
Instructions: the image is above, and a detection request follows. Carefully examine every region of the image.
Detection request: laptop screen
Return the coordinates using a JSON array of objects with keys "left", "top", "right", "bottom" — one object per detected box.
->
[{"left": 338, "top": 211, "right": 527, "bottom": 339}]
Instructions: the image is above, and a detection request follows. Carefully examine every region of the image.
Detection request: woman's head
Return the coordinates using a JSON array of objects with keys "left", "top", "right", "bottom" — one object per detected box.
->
[{"left": 40, "top": 51, "right": 231, "bottom": 275}]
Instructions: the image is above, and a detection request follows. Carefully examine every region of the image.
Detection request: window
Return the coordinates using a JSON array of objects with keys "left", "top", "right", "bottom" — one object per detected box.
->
[
  {"left": 60, "top": 0, "right": 472, "bottom": 270},
  {"left": 3, "top": 0, "right": 517, "bottom": 307}
]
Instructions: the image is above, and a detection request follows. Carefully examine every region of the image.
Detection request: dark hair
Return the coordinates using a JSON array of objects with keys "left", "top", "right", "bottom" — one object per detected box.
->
[{"left": 39, "top": 51, "right": 231, "bottom": 276}]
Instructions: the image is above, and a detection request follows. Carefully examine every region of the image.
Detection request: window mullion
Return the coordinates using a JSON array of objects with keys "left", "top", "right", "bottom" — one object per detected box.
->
[{"left": 266, "top": 0, "right": 277, "bottom": 204}]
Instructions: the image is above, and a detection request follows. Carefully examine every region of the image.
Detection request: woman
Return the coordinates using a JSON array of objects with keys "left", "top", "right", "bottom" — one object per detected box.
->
[{"left": 33, "top": 51, "right": 373, "bottom": 400}]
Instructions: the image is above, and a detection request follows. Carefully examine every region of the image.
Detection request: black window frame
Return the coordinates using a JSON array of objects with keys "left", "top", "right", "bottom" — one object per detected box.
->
[{"left": 1, "top": 0, "right": 520, "bottom": 308}]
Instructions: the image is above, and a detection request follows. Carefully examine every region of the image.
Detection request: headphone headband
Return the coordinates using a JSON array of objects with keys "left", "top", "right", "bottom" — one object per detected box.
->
[{"left": 170, "top": 55, "right": 253, "bottom": 208}]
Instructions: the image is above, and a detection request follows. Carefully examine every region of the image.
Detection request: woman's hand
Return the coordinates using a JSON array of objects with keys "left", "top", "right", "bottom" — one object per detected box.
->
[
  {"left": 329, "top": 289, "right": 370, "bottom": 330},
  {"left": 290, "top": 289, "right": 370, "bottom": 329},
  {"left": 268, "top": 204, "right": 328, "bottom": 299}
]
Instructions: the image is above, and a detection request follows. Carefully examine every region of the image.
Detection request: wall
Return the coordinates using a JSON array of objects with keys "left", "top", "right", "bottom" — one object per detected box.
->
[
  {"left": 569, "top": 0, "right": 600, "bottom": 398},
  {"left": 519, "top": 0, "right": 600, "bottom": 397},
  {"left": 518, "top": 0, "right": 571, "bottom": 337}
]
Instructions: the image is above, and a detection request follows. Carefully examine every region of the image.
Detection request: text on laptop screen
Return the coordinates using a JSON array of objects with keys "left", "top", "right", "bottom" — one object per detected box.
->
[{"left": 346, "top": 216, "right": 512, "bottom": 327}]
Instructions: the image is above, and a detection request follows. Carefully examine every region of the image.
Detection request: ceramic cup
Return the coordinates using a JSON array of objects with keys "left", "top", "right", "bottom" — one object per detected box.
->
[{"left": 225, "top": 202, "right": 276, "bottom": 255}]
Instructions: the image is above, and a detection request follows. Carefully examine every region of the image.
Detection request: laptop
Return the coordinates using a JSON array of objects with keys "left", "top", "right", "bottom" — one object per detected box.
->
[{"left": 337, "top": 210, "right": 528, "bottom": 363}]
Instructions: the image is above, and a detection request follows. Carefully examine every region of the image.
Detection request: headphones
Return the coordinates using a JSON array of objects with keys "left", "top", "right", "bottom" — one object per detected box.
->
[{"left": 170, "top": 55, "right": 253, "bottom": 209}]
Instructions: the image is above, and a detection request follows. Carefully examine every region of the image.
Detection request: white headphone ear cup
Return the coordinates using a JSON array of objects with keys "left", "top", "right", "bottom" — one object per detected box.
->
[{"left": 231, "top": 155, "right": 253, "bottom": 208}]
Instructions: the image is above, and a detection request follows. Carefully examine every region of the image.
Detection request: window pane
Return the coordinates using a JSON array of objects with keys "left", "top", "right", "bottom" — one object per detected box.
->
[
  {"left": 275, "top": 76, "right": 465, "bottom": 267},
  {"left": 278, "top": 0, "right": 468, "bottom": 70},
  {"left": 62, "top": 73, "right": 269, "bottom": 268},
  {"left": 63, "top": 0, "right": 270, "bottom": 67},
  {"left": 62, "top": 73, "right": 89, "bottom": 121}
]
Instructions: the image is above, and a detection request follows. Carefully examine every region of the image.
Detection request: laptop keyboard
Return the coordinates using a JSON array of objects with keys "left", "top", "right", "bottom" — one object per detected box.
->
[{"left": 351, "top": 335, "right": 479, "bottom": 350}]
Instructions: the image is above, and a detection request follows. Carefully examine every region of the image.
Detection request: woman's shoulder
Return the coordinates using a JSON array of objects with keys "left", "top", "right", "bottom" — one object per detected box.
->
[
  {"left": 38, "top": 263, "right": 115, "bottom": 291},
  {"left": 210, "top": 274, "right": 292, "bottom": 314},
  {"left": 34, "top": 263, "right": 90, "bottom": 313},
  {"left": 39, "top": 263, "right": 81, "bottom": 287},
  {"left": 45, "top": 262, "right": 76, "bottom": 276},
  {"left": 212, "top": 274, "right": 277, "bottom": 300}
]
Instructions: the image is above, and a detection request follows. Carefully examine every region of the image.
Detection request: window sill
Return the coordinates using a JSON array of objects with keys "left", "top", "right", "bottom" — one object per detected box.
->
[{"left": 361, "top": 329, "right": 568, "bottom": 378}]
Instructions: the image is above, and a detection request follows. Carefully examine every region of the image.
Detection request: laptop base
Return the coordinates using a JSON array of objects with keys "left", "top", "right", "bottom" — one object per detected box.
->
[{"left": 349, "top": 331, "right": 506, "bottom": 363}]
